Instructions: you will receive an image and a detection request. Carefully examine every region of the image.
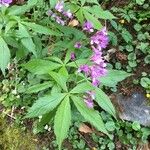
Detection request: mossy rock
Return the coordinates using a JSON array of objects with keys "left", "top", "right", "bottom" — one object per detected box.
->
[{"left": 0, "top": 116, "right": 37, "bottom": 150}]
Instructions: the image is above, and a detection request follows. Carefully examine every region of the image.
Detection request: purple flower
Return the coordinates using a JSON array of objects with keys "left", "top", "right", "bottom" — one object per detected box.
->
[
  {"left": 47, "top": 10, "right": 53, "bottom": 16},
  {"left": 83, "top": 21, "right": 94, "bottom": 33},
  {"left": 84, "top": 99, "right": 94, "bottom": 108},
  {"left": 90, "top": 51, "right": 103, "bottom": 65},
  {"left": 55, "top": 16, "right": 65, "bottom": 25},
  {"left": 83, "top": 91, "right": 95, "bottom": 108},
  {"left": 70, "top": 52, "right": 76, "bottom": 61},
  {"left": 92, "top": 78, "right": 100, "bottom": 87},
  {"left": 55, "top": 1, "right": 64, "bottom": 12},
  {"left": 74, "top": 42, "right": 82, "bottom": 49},
  {"left": 90, "top": 27, "right": 109, "bottom": 49},
  {"left": 0, "top": 0, "right": 12, "bottom": 6},
  {"left": 63, "top": 9, "right": 73, "bottom": 19},
  {"left": 78, "top": 65, "right": 90, "bottom": 76}
]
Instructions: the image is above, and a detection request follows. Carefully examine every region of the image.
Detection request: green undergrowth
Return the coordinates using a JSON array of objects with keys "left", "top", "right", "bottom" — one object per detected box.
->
[{"left": 0, "top": 115, "right": 36, "bottom": 150}]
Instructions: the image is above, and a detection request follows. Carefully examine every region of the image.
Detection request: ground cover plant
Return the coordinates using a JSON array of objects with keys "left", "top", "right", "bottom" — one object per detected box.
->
[{"left": 0, "top": 0, "right": 150, "bottom": 150}]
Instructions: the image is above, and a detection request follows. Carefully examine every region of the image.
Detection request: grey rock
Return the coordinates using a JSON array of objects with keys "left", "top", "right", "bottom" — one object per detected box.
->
[{"left": 115, "top": 93, "right": 150, "bottom": 126}]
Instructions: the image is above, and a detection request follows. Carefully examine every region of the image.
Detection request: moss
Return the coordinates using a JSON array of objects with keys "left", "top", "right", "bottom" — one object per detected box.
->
[{"left": 0, "top": 116, "right": 37, "bottom": 150}]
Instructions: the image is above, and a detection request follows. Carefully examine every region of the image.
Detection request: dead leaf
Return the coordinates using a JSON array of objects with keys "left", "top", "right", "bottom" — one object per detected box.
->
[
  {"left": 79, "top": 123, "right": 93, "bottom": 134},
  {"left": 137, "top": 143, "right": 150, "bottom": 150},
  {"left": 68, "top": 19, "right": 79, "bottom": 27}
]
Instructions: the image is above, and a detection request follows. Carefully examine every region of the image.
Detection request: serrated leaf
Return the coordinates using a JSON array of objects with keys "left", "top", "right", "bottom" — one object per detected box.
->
[
  {"left": 23, "top": 59, "right": 61, "bottom": 75},
  {"left": 0, "top": 36, "right": 11, "bottom": 75},
  {"left": 70, "top": 82, "right": 94, "bottom": 93},
  {"left": 83, "top": 10, "right": 102, "bottom": 29},
  {"left": 71, "top": 96, "right": 109, "bottom": 137},
  {"left": 49, "top": 71, "right": 68, "bottom": 92},
  {"left": 22, "top": 22, "right": 61, "bottom": 36},
  {"left": 7, "top": 3, "right": 36, "bottom": 16},
  {"left": 25, "top": 81, "right": 53, "bottom": 94},
  {"left": 100, "top": 70, "right": 131, "bottom": 87},
  {"left": 95, "top": 88, "right": 116, "bottom": 118},
  {"left": 26, "top": 93, "right": 66, "bottom": 118},
  {"left": 98, "top": 10, "right": 116, "bottom": 19},
  {"left": 19, "top": 23, "right": 37, "bottom": 56},
  {"left": 76, "top": 8, "right": 84, "bottom": 23},
  {"left": 66, "top": 59, "right": 88, "bottom": 68},
  {"left": 54, "top": 96, "right": 71, "bottom": 150}
]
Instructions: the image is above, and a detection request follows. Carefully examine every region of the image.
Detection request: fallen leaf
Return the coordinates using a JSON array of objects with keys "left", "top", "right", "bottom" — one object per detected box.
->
[
  {"left": 68, "top": 19, "right": 79, "bottom": 27},
  {"left": 79, "top": 123, "right": 93, "bottom": 134}
]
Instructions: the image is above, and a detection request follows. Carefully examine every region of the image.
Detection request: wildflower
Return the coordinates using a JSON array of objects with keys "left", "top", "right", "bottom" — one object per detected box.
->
[
  {"left": 78, "top": 65, "right": 90, "bottom": 76},
  {"left": 0, "top": 0, "right": 12, "bottom": 7},
  {"left": 84, "top": 91, "right": 95, "bottom": 108},
  {"left": 47, "top": 10, "right": 53, "bottom": 16},
  {"left": 74, "top": 42, "right": 82, "bottom": 49},
  {"left": 83, "top": 21, "right": 94, "bottom": 33},
  {"left": 90, "top": 27, "right": 109, "bottom": 49},
  {"left": 84, "top": 99, "right": 94, "bottom": 108},
  {"left": 70, "top": 52, "right": 76, "bottom": 61},
  {"left": 63, "top": 9, "right": 73, "bottom": 19},
  {"left": 90, "top": 51, "right": 103, "bottom": 65},
  {"left": 55, "top": 16, "right": 65, "bottom": 25},
  {"left": 55, "top": 1, "right": 64, "bottom": 12}
]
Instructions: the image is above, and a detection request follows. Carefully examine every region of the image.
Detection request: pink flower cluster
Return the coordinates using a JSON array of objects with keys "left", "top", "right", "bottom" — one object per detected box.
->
[
  {"left": 47, "top": 1, "right": 73, "bottom": 26},
  {"left": 78, "top": 23, "right": 109, "bottom": 108},
  {"left": 0, "top": 0, "right": 12, "bottom": 7},
  {"left": 84, "top": 91, "right": 95, "bottom": 108},
  {"left": 78, "top": 26, "right": 108, "bottom": 87}
]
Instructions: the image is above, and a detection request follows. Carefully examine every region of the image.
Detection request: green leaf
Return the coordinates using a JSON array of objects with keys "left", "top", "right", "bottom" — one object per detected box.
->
[
  {"left": 7, "top": 0, "right": 37, "bottom": 16},
  {"left": 49, "top": 71, "right": 68, "bottom": 92},
  {"left": 0, "top": 36, "right": 11, "bottom": 75},
  {"left": 35, "top": 110, "right": 56, "bottom": 133},
  {"left": 71, "top": 96, "right": 109, "bottom": 137},
  {"left": 105, "top": 121, "right": 116, "bottom": 132},
  {"left": 5, "top": 21, "right": 17, "bottom": 33},
  {"left": 98, "top": 10, "right": 116, "bottom": 20},
  {"left": 132, "top": 121, "right": 141, "bottom": 131},
  {"left": 83, "top": 9, "right": 102, "bottom": 29},
  {"left": 85, "top": 0, "right": 99, "bottom": 4},
  {"left": 66, "top": 59, "right": 88, "bottom": 68},
  {"left": 22, "top": 22, "right": 61, "bottom": 36},
  {"left": 19, "top": 23, "right": 37, "bottom": 56},
  {"left": 70, "top": 82, "right": 94, "bottom": 93},
  {"left": 54, "top": 96, "right": 71, "bottom": 150},
  {"left": 25, "top": 81, "right": 53, "bottom": 94},
  {"left": 76, "top": 8, "right": 84, "bottom": 23},
  {"left": 26, "top": 93, "right": 66, "bottom": 118},
  {"left": 136, "top": 0, "right": 145, "bottom": 5},
  {"left": 121, "top": 29, "right": 133, "bottom": 43},
  {"left": 95, "top": 88, "right": 116, "bottom": 118},
  {"left": 100, "top": 70, "right": 131, "bottom": 87},
  {"left": 23, "top": 59, "right": 61, "bottom": 75}
]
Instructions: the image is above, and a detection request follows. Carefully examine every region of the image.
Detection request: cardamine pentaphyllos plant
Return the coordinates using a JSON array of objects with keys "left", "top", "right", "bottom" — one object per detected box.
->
[{"left": 0, "top": 0, "right": 131, "bottom": 150}]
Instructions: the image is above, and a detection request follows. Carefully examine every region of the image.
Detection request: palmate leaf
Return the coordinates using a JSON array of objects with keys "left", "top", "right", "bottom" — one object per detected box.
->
[
  {"left": 71, "top": 96, "right": 110, "bottom": 137},
  {"left": 70, "top": 82, "right": 94, "bottom": 94},
  {"left": 18, "top": 23, "right": 37, "bottom": 57},
  {"left": 54, "top": 96, "right": 71, "bottom": 150},
  {"left": 83, "top": 10, "right": 102, "bottom": 30},
  {"left": 25, "top": 81, "right": 53, "bottom": 94},
  {"left": 95, "top": 88, "right": 116, "bottom": 119},
  {"left": 23, "top": 59, "right": 61, "bottom": 75},
  {"left": 0, "top": 36, "right": 11, "bottom": 75},
  {"left": 26, "top": 93, "right": 66, "bottom": 118},
  {"left": 49, "top": 71, "right": 68, "bottom": 92},
  {"left": 22, "top": 22, "right": 61, "bottom": 36},
  {"left": 100, "top": 69, "right": 132, "bottom": 87}
]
